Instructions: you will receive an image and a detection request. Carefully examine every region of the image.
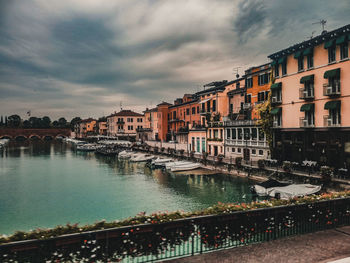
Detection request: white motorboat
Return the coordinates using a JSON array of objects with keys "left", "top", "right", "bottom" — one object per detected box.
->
[
  {"left": 267, "top": 184, "right": 322, "bottom": 200},
  {"left": 130, "top": 154, "right": 154, "bottom": 162},
  {"left": 76, "top": 144, "right": 97, "bottom": 152},
  {"left": 165, "top": 161, "right": 190, "bottom": 170},
  {"left": 118, "top": 150, "right": 133, "bottom": 158},
  {"left": 151, "top": 158, "right": 173, "bottom": 167},
  {"left": 170, "top": 163, "right": 202, "bottom": 172}
]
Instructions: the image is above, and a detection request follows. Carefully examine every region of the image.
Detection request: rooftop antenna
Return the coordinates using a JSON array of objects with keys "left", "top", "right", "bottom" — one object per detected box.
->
[
  {"left": 120, "top": 101, "right": 123, "bottom": 111},
  {"left": 312, "top": 19, "right": 327, "bottom": 34},
  {"left": 233, "top": 67, "right": 241, "bottom": 79}
]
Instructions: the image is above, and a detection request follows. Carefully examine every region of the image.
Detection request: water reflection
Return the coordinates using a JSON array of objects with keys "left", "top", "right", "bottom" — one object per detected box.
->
[{"left": 0, "top": 141, "right": 262, "bottom": 235}]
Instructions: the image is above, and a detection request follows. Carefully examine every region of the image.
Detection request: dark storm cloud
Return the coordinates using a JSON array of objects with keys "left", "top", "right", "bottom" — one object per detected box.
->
[
  {"left": 233, "top": 0, "right": 267, "bottom": 44},
  {"left": 0, "top": 0, "right": 349, "bottom": 119}
]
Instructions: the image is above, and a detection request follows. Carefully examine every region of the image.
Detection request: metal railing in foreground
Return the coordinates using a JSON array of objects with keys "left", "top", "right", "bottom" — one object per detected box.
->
[{"left": 1, "top": 197, "right": 350, "bottom": 262}]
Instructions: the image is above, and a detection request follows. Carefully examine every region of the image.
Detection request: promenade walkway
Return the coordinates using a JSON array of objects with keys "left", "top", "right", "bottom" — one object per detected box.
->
[{"left": 166, "top": 226, "right": 350, "bottom": 263}]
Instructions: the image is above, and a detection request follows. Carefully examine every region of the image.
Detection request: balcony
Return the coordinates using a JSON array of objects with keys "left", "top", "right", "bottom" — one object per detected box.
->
[
  {"left": 200, "top": 109, "right": 210, "bottom": 115},
  {"left": 299, "top": 87, "right": 314, "bottom": 100},
  {"left": 224, "top": 119, "right": 257, "bottom": 127},
  {"left": 299, "top": 118, "right": 314, "bottom": 128},
  {"left": 323, "top": 82, "right": 340, "bottom": 96},
  {"left": 117, "top": 129, "right": 125, "bottom": 133},
  {"left": 226, "top": 139, "right": 268, "bottom": 148},
  {"left": 324, "top": 115, "right": 341, "bottom": 127},
  {"left": 117, "top": 120, "right": 125, "bottom": 124},
  {"left": 242, "top": 103, "right": 252, "bottom": 110},
  {"left": 271, "top": 96, "right": 282, "bottom": 105}
]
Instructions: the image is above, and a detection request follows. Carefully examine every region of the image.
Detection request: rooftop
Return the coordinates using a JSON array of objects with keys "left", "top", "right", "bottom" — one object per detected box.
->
[{"left": 107, "top": 110, "right": 143, "bottom": 117}]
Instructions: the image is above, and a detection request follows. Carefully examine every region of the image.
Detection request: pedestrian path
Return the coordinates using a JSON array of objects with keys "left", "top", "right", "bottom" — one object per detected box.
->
[{"left": 165, "top": 226, "right": 350, "bottom": 263}]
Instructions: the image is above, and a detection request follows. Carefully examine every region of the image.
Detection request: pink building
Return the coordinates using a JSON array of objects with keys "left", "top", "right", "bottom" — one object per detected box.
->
[
  {"left": 268, "top": 24, "right": 350, "bottom": 168},
  {"left": 107, "top": 110, "right": 144, "bottom": 140}
]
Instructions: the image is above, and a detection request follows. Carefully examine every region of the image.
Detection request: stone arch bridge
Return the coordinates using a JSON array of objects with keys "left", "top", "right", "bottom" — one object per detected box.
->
[{"left": 0, "top": 128, "right": 71, "bottom": 140}]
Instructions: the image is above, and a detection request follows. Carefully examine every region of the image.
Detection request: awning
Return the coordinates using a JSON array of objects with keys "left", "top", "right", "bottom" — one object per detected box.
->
[
  {"left": 270, "top": 108, "right": 282, "bottom": 115},
  {"left": 324, "top": 68, "right": 340, "bottom": 79},
  {"left": 199, "top": 98, "right": 212, "bottom": 104},
  {"left": 336, "top": 35, "right": 347, "bottom": 45},
  {"left": 300, "top": 74, "right": 314, "bottom": 84},
  {"left": 324, "top": 100, "right": 341, "bottom": 110},
  {"left": 278, "top": 57, "right": 286, "bottom": 64},
  {"left": 300, "top": 103, "right": 314, "bottom": 112},
  {"left": 271, "top": 60, "right": 278, "bottom": 66},
  {"left": 270, "top": 82, "right": 282, "bottom": 90},
  {"left": 303, "top": 48, "right": 313, "bottom": 56},
  {"left": 294, "top": 50, "right": 303, "bottom": 59},
  {"left": 324, "top": 39, "right": 335, "bottom": 49}
]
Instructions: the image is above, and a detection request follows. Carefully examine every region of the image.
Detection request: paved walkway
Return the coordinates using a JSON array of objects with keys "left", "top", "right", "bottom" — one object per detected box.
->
[{"left": 165, "top": 226, "right": 350, "bottom": 263}]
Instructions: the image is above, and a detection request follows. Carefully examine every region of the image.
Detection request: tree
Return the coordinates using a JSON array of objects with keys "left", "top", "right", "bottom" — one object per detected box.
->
[
  {"left": 0, "top": 116, "right": 3, "bottom": 126},
  {"left": 29, "top": 117, "right": 41, "bottom": 128},
  {"left": 58, "top": 117, "right": 67, "bottom": 128},
  {"left": 70, "top": 117, "right": 81, "bottom": 131},
  {"left": 5, "top": 116, "right": 8, "bottom": 127},
  {"left": 52, "top": 121, "right": 59, "bottom": 127},
  {"left": 7, "top": 115, "right": 21, "bottom": 128},
  {"left": 42, "top": 116, "right": 51, "bottom": 128},
  {"left": 22, "top": 120, "right": 31, "bottom": 128}
]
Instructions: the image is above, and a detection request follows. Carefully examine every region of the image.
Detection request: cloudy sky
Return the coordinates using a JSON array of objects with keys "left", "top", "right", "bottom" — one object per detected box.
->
[{"left": 0, "top": 0, "right": 349, "bottom": 120}]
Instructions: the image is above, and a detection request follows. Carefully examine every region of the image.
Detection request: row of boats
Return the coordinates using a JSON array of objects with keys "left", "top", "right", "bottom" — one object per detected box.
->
[{"left": 119, "top": 151, "right": 202, "bottom": 172}]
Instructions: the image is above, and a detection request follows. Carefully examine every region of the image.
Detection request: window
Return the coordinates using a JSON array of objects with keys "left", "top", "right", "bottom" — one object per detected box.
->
[
  {"left": 246, "top": 78, "right": 253, "bottom": 88},
  {"left": 186, "top": 108, "right": 190, "bottom": 115},
  {"left": 237, "top": 128, "right": 242, "bottom": 140},
  {"left": 252, "top": 149, "right": 256, "bottom": 155},
  {"left": 245, "top": 94, "right": 252, "bottom": 103},
  {"left": 282, "top": 62, "right": 287, "bottom": 75},
  {"left": 328, "top": 46, "right": 336, "bottom": 63},
  {"left": 202, "top": 138, "right": 205, "bottom": 152},
  {"left": 265, "top": 91, "right": 269, "bottom": 100},
  {"left": 258, "top": 129, "right": 264, "bottom": 141},
  {"left": 192, "top": 107, "right": 195, "bottom": 114},
  {"left": 230, "top": 103, "right": 233, "bottom": 113},
  {"left": 232, "top": 147, "right": 235, "bottom": 152},
  {"left": 307, "top": 54, "right": 314, "bottom": 69},
  {"left": 220, "top": 129, "right": 223, "bottom": 139},
  {"left": 212, "top": 100, "right": 216, "bottom": 111},
  {"left": 232, "top": 129, "right": 236, "bottom": 139},
  {"left": 227, "top": 129, "right": 231, "bottom": 139},
  {"left": 238, "top": 148, "right": 241, "bottom": 153},
  {"left": 259, "top": 150, "right": 264, "bottom": 156},
  {"left": 298, "top": 57, "right": 304, "bottom": 71},
  {"left": 258, "top": 73, "right": 270, "bottom": 85},
  {"left": 341, "top": 42, "right": 349, "bottom": 60},
  {"left": 251, "top": 128, "right": 257, "bottom": 140},
  {"left": 214, "top": 129, "right": 218, "bottom": 138},
  {"left": 236, "top": 82, "right": 240, "bottom": 89},
  {"left": 257, "top": 92, "right": 265, "bottom": 102},
  {"left": 173, "top": 111, "right": 176, "bottom": 119},
  {"left": 207, "top": 101, "right": 211, "bottom": 112},
  {"left": 197, "top": 106, "right": 199, "bottom": 114}
]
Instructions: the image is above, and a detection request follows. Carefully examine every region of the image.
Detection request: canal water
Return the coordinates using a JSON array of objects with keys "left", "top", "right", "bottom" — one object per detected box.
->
[{"left": 0, "top": 141, "right": 259, "bottom": 235}]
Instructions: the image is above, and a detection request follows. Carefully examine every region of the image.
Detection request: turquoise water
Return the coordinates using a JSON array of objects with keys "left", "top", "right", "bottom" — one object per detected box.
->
[{"left": 0, "top": 141, "right": 258, "bottom": 235}]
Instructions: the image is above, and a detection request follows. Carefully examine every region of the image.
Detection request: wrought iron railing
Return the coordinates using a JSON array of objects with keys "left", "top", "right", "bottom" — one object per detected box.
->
[{"left": 1, "top": 198, "right": 350, "bottom": 262}]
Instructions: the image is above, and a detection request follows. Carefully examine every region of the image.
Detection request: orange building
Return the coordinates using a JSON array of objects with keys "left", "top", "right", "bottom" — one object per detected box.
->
[
  {"left": 75, "top": 118, "right": 97, "bottom": 138},
  {"left": 268, "top": 23, "right": 350, "bottom": 168}
]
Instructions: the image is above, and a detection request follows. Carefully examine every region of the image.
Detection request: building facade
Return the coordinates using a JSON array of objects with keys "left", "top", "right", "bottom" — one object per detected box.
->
[
  {"left": 75, "top": 118, "right": 97, "bottom": 138},
  {"left": 268, "top": 24, "right": 350, "bottom": 168},
  {"left": 107, "top": 110, "right": 144, "bottom": 140}
]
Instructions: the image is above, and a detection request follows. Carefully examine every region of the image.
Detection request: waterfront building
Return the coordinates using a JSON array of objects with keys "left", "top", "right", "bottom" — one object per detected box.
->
[
  {"left": 224, "top": 65, "right": 271, "bottom": 162},
  {"left": 136, "top": 107, "right": 158, "bottom": 142},
  {"left": 195, "top": 80, "right": 231, "bottom": 157},
  {"left": 268, "top": 24, "right": 350, "bottom": 168},
  {"left": 106, "top": 110, "right": 144, "bottom": 140},
  {"left": 75, "top": 118, "right": 97, "bottom": 138},
  {"left": 97, "top": 121, "right": 107, "bottom": 136}
]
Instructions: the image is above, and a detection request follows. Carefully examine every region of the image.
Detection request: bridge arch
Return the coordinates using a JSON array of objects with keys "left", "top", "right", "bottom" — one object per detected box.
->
[
  {"left": 55, "top": 134, "right": 67, "bottom": 139},
  {"left": 0, "top": 135, "right": 12, "bottom": 140},
  {"left": 15, "top": 135, "right": 27, "bottom": 141},
  {"left": 29, "top": 134, "right": 41, "bottom": 140}
]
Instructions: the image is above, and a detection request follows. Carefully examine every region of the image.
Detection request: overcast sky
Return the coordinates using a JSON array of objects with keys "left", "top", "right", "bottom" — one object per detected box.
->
[{"left": 0, "top": 0, "right": 349, "bottom": 120}]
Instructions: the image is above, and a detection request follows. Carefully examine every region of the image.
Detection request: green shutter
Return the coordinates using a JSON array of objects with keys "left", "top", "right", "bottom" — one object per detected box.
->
[
  {"left": 300, "top": 74, "right": 314, "bottom": 84},
  {"left": 270, "top": 82, "right": 282, "bottom": 90},
  {"left": 324, "top": 100, "right": 341, "bottom": 110},
  {"left": 294, "top": 51, "right": 303, "bottom": 59},
  {"left": 324, "top": 39, "right": 335, "bottom": 49},
  {"left": 270, "top": 108, "right": 282, "bottom": 115},
  {"left": 336, "top": 35, "right": 347, "bottom": 45},
  {"left": 271, "top": 60, "right": 278, "bottom": 66},
  {"left": 323, "top": 68, "right": 340, "bottom": 78},
  {"left": 303, "top": 48, "right": 313, "bottom": 56},
  {"left": 300, "top": 103, "right": 314, "bottom": 112},
  {"left": 278, "top": 57, "right": 286, "bottom": 64}
]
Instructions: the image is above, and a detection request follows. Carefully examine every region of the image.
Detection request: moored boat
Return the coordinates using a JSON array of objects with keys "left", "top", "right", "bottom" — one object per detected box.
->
[{"left": 170, "top": 162, "right": 202, "bottom": 172}]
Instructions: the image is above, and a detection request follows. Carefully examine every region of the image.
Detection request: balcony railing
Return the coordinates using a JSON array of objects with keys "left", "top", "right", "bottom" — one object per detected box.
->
[
  {"left": 323, "top": 82, "right": 341, "bottom": 96},
  {"left": 299, "top": 87, "right": 314, "bottom": 100},
  {"left": 226, "top": 139, "right": 268, "bottom": 148},
  {"left": 224, "top": 120, "right": 257, "bottom": 127},
  {"left": 299, "top": 117, "right": 314, "bottom": 128},
  {"left": 200, "top": 109, "right": 210, "bottom": 115},
  {"left": 271, "top": 96, "right": 282, "bottom": 104},
  {"left": 242, "top": 103, "right": 251, "bottom": 110},
  {"left": 117, "top": 120, "right": 125, "bottom": 124},
  {"left": 324, "top": 115, "right": 341, "bottom": 127}
]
